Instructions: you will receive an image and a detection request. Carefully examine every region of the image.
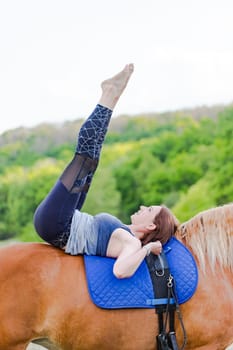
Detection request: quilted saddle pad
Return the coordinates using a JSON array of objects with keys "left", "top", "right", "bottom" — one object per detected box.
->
[{"left": 84, "top": 237, "right": 198, "bottom": 309}]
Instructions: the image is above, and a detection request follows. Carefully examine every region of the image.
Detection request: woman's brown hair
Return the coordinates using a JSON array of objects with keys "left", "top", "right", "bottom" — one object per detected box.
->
[{"left": 141, "top": 205, "right": 179, "bottom": 245}]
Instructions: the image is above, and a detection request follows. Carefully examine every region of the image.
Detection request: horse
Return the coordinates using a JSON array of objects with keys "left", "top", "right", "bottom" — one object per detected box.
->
[{"left": 0, "top": 203, "right": 233, "bottom": 350}]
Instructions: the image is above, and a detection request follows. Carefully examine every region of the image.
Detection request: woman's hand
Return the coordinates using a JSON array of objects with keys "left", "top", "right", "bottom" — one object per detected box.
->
[{"left": 143, "top": 241, "right": 162, "bottom": 256}]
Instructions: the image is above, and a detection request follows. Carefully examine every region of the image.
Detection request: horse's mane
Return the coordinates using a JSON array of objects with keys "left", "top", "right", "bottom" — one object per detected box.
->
[{"left": 175, "top": 203, "right": 233, "bottom": 272}]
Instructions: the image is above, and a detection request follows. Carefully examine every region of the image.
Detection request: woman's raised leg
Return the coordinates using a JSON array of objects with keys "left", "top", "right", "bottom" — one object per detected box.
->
[{"left": 33, "top": 64, "right": 134, "bottom": 248}]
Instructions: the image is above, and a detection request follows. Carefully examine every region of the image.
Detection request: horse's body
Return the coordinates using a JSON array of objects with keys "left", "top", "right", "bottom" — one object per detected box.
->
[{"left": 1, "top": 204, "right": 233, "bottom": 350}]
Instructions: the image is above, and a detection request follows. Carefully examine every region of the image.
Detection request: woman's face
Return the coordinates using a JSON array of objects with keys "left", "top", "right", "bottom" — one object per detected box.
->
[{"left": 130, "top": 205, "right": 161, "bottom": 226}]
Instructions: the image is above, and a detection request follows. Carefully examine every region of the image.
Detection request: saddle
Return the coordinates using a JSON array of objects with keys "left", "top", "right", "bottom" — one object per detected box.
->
[
  {"left": 84, "top": 237, "right": 198, "bottom": 309},
  {"left": 84, "top": 237, "right": 198, "bottom": 350}
]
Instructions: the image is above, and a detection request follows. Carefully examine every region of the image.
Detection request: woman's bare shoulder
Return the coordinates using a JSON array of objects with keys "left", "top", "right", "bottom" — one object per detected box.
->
[
  {"left": 112, "top": 228, "right": 137, "bottom": 241},
  {"left": 107, "top": 228, "right": 141, "bottom": 257}
]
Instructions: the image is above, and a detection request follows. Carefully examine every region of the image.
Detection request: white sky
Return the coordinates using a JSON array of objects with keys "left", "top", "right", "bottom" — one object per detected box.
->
[{"left": 0, "top": 0, "right": 233, "bottom": 134}]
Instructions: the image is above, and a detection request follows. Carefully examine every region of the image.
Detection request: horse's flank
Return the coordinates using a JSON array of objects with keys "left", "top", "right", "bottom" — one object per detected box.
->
[{"left": 176, "top": 203, "right": 233, "bottom": 273}]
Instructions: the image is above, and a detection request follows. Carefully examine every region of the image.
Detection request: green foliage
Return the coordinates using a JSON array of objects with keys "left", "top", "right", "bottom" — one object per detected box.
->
[
  {"left": 106, "top": 115, "right": 177, "bottom": 144},
  {"left": 172, "top": 176, "right": 216, "bottom": 222},
  {"left": 0, "top": 158, "right": 61, "bottom": 239},
  {"left": 82, "top": 160, "right": 121, "bottom": 216},
  {"left": 210, "top": 107, "right": 233, "bottom": 205},
  {"left": 0, "top": 105, "right": 232, "bottom": 242}
]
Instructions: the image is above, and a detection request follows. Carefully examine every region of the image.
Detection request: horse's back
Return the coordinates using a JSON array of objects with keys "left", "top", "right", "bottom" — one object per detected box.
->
[{"left": 0, "top": 242, "right": 87, "bottom": 304}]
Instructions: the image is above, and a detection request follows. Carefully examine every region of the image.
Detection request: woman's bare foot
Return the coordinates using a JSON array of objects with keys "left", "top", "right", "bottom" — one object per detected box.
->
[{"left": 99, "top": 63, "right": 134, "bottom": 110}]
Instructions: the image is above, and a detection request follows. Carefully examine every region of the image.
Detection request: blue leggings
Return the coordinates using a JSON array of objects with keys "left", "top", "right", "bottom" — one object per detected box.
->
[{"left": 33, "top": 104, "right": 112, "bottom": 248}]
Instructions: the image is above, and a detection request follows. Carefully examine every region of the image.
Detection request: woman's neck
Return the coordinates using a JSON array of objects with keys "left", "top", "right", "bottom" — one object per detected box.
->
[{"left": 127, "top": 224, "right": 146, "bottom": 240}]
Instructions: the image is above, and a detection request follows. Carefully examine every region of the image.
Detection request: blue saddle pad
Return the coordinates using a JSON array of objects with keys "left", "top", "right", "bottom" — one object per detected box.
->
[{"left": 84, "top": 237, "right": 198, "bottom": 309}]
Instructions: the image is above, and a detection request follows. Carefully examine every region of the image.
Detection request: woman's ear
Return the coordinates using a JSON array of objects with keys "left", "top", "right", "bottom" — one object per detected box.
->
[{"left": 146, "top": 223, "right": 156, "bottom": 231}]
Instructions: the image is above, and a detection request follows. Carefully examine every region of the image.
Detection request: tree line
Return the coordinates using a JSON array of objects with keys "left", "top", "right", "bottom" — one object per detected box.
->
[{"left": 0, "top": 105, "right": 232, "bottom": 242}]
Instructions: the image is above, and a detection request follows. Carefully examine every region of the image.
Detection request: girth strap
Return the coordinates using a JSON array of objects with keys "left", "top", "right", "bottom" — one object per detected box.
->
[
  {"left": 146, "top": 252, "right": 184, "bottom": 350},
  {"left": 146, "top": 252, "right": 174, "bottom": 310}
]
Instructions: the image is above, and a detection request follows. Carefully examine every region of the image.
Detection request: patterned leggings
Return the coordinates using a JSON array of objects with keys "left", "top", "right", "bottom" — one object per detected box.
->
[{"left": 33, "top": 104, "right": 112, "bottom": 248}]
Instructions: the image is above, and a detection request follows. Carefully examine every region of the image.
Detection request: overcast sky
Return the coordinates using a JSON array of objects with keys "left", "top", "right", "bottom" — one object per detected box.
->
[{"left": 0, "top": 0, "right": 233, "bottom": 134}]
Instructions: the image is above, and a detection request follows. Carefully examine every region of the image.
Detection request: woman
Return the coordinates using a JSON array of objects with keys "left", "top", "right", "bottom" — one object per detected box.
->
[{"left": 34, "top": 64, "right": 178, "bottom": 279}]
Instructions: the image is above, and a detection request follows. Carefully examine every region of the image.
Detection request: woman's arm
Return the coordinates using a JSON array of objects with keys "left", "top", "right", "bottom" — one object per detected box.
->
[{"left": 112, "top": 235, "right": 162, "bottom": 279}]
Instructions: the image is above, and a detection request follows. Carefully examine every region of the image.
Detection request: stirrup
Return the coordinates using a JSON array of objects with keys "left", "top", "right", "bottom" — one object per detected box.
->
[
  {"left": 157, "top": 332, "right": 179, "bottom": 350},
  {"left": 168, "top": 332, "right": 179, "bottom": 350},
  {"left": 157, "top": 333, "right": 172, "bottom": 350}
]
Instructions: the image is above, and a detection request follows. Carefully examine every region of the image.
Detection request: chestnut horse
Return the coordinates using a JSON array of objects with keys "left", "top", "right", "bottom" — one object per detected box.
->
[{"left": 1, "top": 203, "right": 233, "bottom": 350}]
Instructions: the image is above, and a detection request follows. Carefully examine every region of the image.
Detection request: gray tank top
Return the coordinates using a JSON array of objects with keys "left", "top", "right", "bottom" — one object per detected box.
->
[{"left": 65, "top": 210, "right": 97, "bottom": 255}]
